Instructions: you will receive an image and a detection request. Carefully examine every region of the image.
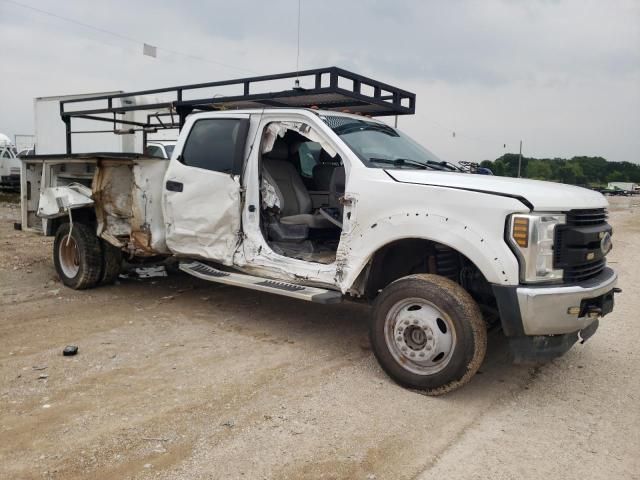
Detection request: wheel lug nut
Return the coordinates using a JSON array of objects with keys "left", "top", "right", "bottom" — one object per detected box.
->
[{"left": 409, "top": 352, "right": 415, "bottom": 357}]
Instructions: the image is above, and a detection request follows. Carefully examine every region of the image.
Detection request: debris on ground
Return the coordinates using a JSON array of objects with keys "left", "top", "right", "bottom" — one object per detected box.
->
[
  {"left": 120, "top": 265, "right": 168, "bottom": 281},
  {"left": 63, "top": 345, "right": 78, "bottom": 356}
]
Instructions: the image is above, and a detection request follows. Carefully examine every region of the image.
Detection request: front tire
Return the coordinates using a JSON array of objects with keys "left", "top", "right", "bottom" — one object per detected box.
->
[
  {"left": 53, "top": 222, "right": 103, "bottom": 290},
  {"left": 370, "top": 274, "right": 487, "bottom": 395}
]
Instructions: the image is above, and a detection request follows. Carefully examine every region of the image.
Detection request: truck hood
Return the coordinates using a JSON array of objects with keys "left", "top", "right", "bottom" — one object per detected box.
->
[{"left": 385, "top": 170, "right": 608, "bottom": 211}]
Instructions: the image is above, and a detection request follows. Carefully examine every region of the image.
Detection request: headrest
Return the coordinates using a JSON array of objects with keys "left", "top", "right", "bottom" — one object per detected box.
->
[{"left": 264, "top": 140, "right": 289, "bottom": 160}]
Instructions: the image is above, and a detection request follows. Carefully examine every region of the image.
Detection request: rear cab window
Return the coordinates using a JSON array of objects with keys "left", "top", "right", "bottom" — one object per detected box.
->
[{"left": 180, "top": 119, "right": 248, "bottom": 174}]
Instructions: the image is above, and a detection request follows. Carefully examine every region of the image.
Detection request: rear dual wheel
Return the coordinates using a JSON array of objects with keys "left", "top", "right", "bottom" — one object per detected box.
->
[
  {"left": 54, "top": 222, "right": 122, "bottom": 289},
  {"left": 370, "top": 274, "right": 487, "bottom": 395}
]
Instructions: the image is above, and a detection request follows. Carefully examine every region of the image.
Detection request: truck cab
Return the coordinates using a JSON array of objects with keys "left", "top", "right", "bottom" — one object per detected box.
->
[{"left": 19, "top": 68, "right": 619, "bottom": 395}]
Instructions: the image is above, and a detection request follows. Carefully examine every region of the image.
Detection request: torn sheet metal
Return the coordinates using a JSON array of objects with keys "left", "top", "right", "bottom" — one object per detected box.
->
[
  {"left": 37, "top": 184, "right": 93, "bottom": 218},
  {"left": 262, "top": 121, "right": 337, "bottom": 158},
  {"left": 131, "top": 159, "right": 169, "bottom": 254},
  {"left": 91, "top": 159, "right": 169, "bottom": 255}
]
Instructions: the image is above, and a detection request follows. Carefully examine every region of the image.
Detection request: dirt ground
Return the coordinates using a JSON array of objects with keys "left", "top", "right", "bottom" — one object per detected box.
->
[{"left": 1, "top": 193, "right": 639, "bottom": 480}]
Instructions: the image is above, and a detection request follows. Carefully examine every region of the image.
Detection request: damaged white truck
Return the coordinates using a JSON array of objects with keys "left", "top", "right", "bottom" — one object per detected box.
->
[{"left": 19, "top": 68, "right": 620, "bottom": 394}]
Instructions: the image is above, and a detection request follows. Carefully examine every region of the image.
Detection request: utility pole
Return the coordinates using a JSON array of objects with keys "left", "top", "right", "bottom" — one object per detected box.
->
[{"left": 517, "top": 140, "right": 523, "bottom": 178}]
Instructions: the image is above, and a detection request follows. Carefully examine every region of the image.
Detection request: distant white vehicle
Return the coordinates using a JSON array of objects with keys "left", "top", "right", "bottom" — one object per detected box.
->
[
  {"left": 607, "top": 182, "right": 637, "bottom": 192},
  {"left": 144, "top": 141, "right": 177, "bottom": 159},
  {"left": 17, "top": 148, "right": 35, "bottom": 157},
  {"left": 0, "top": 133, "right": 20, "bottom": 188}
]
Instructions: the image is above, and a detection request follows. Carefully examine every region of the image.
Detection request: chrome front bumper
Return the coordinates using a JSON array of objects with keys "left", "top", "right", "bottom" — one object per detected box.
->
[{"left": 517, "top": 267, "right": 618, "bottom": 335}]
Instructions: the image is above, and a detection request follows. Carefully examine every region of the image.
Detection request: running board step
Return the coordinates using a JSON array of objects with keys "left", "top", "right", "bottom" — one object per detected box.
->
[{"left": 179, "top": 261, "right": 342, "bottom": 304}]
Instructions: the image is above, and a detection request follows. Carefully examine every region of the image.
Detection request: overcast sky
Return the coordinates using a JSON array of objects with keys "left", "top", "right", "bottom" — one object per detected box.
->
[{"left": 0, "top": 0, "right": 638, "bottom": 163}]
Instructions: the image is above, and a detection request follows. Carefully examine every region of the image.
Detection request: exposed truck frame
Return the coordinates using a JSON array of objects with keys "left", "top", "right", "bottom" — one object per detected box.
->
[{"left": 20, "top": 67, "right": 619, "bottom": 395}]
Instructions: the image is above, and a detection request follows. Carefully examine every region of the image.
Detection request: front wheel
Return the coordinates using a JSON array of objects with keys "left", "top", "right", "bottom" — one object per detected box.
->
[
  {"left": 370, "top": 274, "right": 487, "bottom": 395},
  {"left": 53, "top": 222, "right": 103, "bottom": 290}
]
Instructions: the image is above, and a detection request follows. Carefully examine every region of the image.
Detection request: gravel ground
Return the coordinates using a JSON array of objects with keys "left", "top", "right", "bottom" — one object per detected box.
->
[{"left": 0, "top": 194, "right": 638, "bottom": 480}]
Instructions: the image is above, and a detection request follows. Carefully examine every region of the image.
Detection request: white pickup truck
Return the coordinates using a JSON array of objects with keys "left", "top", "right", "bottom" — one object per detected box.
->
[
  {"left": 0, "top": 137, "right": 21, "bottom": 189},
  {"left": 20, "top": 68, "right": 619, "bottom": 394}
]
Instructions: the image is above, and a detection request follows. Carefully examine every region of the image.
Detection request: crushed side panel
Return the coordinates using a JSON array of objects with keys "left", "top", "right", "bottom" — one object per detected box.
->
[
  {"left": 131, "top": 159, "right": 169, "bottom": 254},
  {"left": 92, "top": 160, "right": 134, "bottom": 248}
]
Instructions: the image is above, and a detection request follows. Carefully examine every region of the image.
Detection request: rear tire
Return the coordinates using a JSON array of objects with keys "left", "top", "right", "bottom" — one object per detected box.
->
[
  {"left": 100, "top": 239, "right": 122, "bottom": 285},
  {"left": 53, "top": 223, "right": 102, "bottom": 290},
  {"left": 370, "top": 274, "right": 487, "bottom": 395}
]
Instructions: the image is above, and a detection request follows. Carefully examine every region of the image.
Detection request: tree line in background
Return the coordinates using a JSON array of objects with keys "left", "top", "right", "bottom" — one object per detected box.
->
[{"left": 479, "top": 154, "right": 640, "bottom": 186}]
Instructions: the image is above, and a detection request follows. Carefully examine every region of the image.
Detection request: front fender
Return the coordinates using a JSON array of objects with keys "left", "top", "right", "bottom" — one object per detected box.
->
[{"left": 337, "top": 208, "right": 521, "bottom": 292}]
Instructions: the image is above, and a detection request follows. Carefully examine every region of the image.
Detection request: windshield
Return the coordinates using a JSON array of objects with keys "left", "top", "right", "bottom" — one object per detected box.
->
[{"left": 321, "top": 115, "right": 459, "bottom": 171}]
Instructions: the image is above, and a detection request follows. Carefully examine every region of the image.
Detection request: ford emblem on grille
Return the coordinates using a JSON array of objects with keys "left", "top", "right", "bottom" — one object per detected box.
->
[{"left": 600, "top": 231, "right": 612, "bottom": 255}]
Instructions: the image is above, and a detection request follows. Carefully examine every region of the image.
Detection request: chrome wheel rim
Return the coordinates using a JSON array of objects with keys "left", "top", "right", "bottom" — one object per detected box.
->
[
  {"left": 384, "top": 297, "right": 456, "bottom": 375},
  {"left": 58, "top": 235, "right": 80, "bottom": 278}
]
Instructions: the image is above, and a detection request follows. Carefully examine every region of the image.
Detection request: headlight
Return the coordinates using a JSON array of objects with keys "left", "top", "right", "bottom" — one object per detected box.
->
[{"left": 508, "top": 213, "right": 566, "bottom": 283}]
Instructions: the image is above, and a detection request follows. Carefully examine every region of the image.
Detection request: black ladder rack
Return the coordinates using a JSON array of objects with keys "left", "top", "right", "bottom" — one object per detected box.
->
[{"left": 58, "top": 66, "right": 416, "bottom": 154}]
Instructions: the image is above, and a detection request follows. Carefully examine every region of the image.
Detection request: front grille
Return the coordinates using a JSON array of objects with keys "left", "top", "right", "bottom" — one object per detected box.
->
[
  {"left": 555, "top": 208, "right": 609, "bottom": 283},
  {"left": 566, "top": 208, "right": 607, "bottom": 226}
]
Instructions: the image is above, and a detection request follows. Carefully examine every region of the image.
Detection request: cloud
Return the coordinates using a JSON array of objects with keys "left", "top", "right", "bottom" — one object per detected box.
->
[{"left": 0, "top": 0, "right": 638, "bottom": 163}]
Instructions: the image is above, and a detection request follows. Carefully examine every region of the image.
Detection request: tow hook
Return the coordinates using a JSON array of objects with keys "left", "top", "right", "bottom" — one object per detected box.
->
[
  {"left": 584, "top": 306, "right": 602, "bottom": 319},
  {"left": 567, "top": 287, "right": 622, "bottom": 318}
]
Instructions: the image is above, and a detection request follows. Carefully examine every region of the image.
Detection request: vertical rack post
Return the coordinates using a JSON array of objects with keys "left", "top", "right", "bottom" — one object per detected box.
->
[{"left": 64, "top": 117, "right": 72, "bottom": 155}]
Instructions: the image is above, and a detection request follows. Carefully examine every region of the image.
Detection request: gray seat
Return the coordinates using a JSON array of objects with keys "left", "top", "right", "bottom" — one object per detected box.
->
[
  {"left": 263, "top": 142, "right": 333, "bottom": 229},
  {"left": 329, "top": 166, "right": 346, "bottom": 210},
  {"left": 313, "top": 165, "right": 346, "bottom": 229}
]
